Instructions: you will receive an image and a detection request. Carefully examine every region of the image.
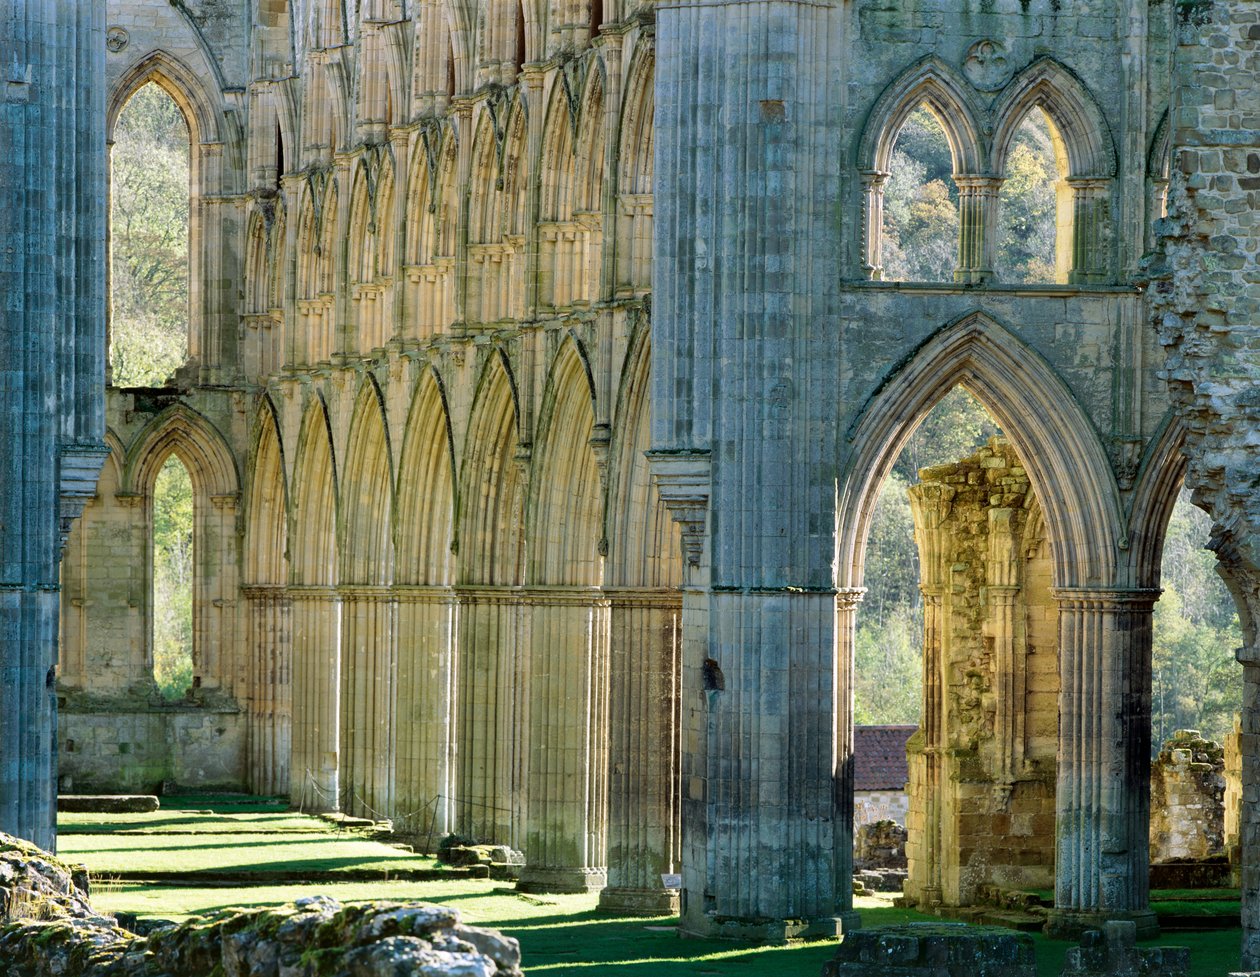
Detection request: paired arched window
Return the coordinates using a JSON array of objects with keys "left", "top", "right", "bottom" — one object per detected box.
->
[{"left": 863, "top": 59, "right": 1114, "bottom": 287}]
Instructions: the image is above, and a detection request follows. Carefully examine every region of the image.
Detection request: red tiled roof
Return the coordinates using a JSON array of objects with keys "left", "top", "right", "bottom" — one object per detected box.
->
[{"left": 854, "top": 725, "right": 916, "bottom": 791}]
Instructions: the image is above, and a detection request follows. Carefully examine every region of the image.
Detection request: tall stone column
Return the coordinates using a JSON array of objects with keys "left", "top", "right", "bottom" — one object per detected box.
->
[
  {"left": 245, "top": 586, "right": 292, "bottom": 796},
  {"left": 599, "top": 589, "right": 682, "bottom": 914},
  {"left": 834, "top": 589, "right": 864, "bottom": 915},
  {"left": 455, "top": 587, "right": 525, "bottom": 847},
  {"left": 339, "top": 588, "right": 396, "bottom": 819},
  {"left": 288, "top": 587, "right": 342, "bottom": 811},
  {"left": 518, "top": 589, "right": 610, "bottom": 894},
  {"left": 393, "top": 587, "right": 457, "bottom": 839},
  {"left": 1047, "top": 588, "right": 1160, "bottom": 939},
  {"left": 653, "top": 0, "right": 851, "bottom": 940},
  {"left": 0, "top": 1, "right": 106, "bottom": 852}
]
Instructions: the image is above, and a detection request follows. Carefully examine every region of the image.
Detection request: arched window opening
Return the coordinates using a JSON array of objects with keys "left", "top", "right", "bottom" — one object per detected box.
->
[
  {"left": 880, "top": 105, "right": 958, "bottom": 283},
  {"left": 856, "top": 386, "right": 1059, "bottom": 907},
  {"left": 1147, "top": 486, "right": 1243, "bottom": 875},
  {"left": 275, "top": 122, "right": 286, "bottom": 190},
  {"left": 110, "top": 82, "right": 191, "bottom": 387},
  {"left": 446, "top": 37, "right": 456, "bottom": 98},
  {"left": 514, "top": 1, "right": 527, "bottom": 75},
  {"left": 589, "top": 0, "right": 603, "bottom": 41},
  {"left": 995, "top": 108, "right": 1065, "bottom": 285},
  {"left": 857, "top": 386, "right": 1001, "bottom": 729},
  {"left": 152, "top": 454, "right": 194, "bottom": 700},
  {"left": 1152, "top": 488, "right": 1243, "bottom": 751}
]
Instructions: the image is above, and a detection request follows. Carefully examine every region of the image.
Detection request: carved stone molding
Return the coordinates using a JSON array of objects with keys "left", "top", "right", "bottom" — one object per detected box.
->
[{"left": 645, "top": 449, "right": 711, "bottom": 570}]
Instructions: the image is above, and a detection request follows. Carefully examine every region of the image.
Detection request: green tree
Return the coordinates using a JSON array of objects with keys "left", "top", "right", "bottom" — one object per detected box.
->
[
  {"left": 882, "top": 107, "right": 959, "bottom": 282},
  {"left": 995, "top": 111, "right": 1058, "bottom": 284},
  {"left": 1151, "top": 489, "right": 1243, "bottom": 750},
  {"left": 111, "top": 83, "right": 190, "bottom": 387},
  {"left": 152, "top": 455, "right": 194, "bottom": 700}
]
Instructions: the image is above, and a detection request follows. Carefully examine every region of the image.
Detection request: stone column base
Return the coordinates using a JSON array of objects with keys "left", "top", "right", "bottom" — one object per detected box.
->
[
  {"left": 597, "top": 886, "right": 680, "bottom": 916},
  {"left": 516, "top": 867, "right": 607, "bottom": 894},
  {"left": 1043, "top": 909, "right": 1158, "bottom": 941},
  {"left": 680, "top": 910, "right": 860, "bottom": 943}
]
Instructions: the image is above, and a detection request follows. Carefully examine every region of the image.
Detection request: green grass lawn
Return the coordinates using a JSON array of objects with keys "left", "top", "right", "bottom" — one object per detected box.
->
[{"left": 58, "top": 804, "right": 1248, "bottom": 977}]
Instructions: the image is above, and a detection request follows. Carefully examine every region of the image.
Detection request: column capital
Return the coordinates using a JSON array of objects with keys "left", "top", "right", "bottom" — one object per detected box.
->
[
  {"left": 645, "top": 449, "right": 711, "bottom": 570},
  {"left": 1052, "top": 587, "right": 1161, "bottom": 607},
  {"left": 835, "top": 587, "right": 866, "bottom": 609}
]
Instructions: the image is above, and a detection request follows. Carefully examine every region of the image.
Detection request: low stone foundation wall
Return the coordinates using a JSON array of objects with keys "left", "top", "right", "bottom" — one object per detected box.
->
[
  {"left": 58, "top": 704, "right": 246, "bottom": 793},
  {"left": 821, "top": 923, "right": 1036, "bottom": 977},
  {"left": 0, "top": 833, "right": 522, "bottom": 977}
]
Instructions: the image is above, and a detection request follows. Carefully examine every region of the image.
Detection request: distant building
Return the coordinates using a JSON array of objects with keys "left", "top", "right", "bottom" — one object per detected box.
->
[{"left": 854, "top": 726, "right": 916, "bottom": 828}]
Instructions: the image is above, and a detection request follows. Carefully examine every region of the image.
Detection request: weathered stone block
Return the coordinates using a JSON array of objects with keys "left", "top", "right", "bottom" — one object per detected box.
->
[
  {"left": 821, "top": 924, "right": 1036, "bottom": 977},
  {"left": 1060, "top": 922, "right": 1190, "bottom": 977}
]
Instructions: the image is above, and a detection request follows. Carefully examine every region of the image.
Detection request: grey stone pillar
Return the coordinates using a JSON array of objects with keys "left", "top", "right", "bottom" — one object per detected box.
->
[
  {"left": 652, "top": 0, "right": 854, "bottom": 940},
  {"left": 0, "top": 1, "right": 106, "bottom": 853},
  {"left": 1047, "top": 588, "right": 1160, "bottom": 939},
  {"left": 599, "top": 590, "right": 682, "bottom": 915}
]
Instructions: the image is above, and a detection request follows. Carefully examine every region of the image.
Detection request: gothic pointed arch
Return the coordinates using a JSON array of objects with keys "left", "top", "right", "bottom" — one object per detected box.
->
[
  {"left": 857, "top": 56, "right": 986, "bottom": 176},
  {"left": 607, "top": 318, "right": 682, "bottom": 589},
  {"left": 290, "top": 396, "right": 339, "bottom": 587},
  {"left": 395, "top": 367, "right": 458, "bottom": 586},
  {"left": 837, "top": 311, "right": 1124, "bottom": 591},
  {"left": 244, "top": 396, "right": 290, "bottom": 588},
  {"left": 124, "top": 405, "right": 239, "bottom": 499},
  {"left": 339, "top": 377, "right": 396, "bottom": 586},
  {"left": 458, "top": 351, "right": 524, "bottom": 586},
  {"left": 991, "top": 58, "right": 1115, "bottom": 179},
  {"left": 528, "top": 337, "right": 603, "bottom": 586},
  {"left": 1126, "top": 411, "right": 1190, "bottom": 591},
  {"left": 107, "top": 50, "right": 221, "bottom": 145}
]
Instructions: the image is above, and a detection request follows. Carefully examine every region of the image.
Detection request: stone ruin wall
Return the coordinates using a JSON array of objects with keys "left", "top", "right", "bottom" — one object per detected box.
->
[
  {"left": 904, "top": 439, "right": 1059, "bottom": 906},
  {"left": 1149, "top": 0, "right": 1260, "bottom": 963},
  {"left": 1149, "top": 729, "right": 1226, "bottom": 864}
]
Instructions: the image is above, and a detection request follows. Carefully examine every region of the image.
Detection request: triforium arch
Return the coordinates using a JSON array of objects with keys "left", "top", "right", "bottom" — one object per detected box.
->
[
  {"left": 519, "top": 335, "right": 609, "bottom": 892},
  {"left": 243, "top": 397, "right": 292, "bottom": 796},
  {"left": 856, "top": 57, "right": 986, "bottom": 281},
  {"left": 123, "top": 405, "right": 241, "bottom": 695},
  {"left": 392, "top": 366, "right": 459, "bottom": 835},
  {"left": 989, "top": 58, "right": 1117, "bottom": 284},
  {"left": 337, "top": 376, "right": 397, "bottom": 818},
  {"left": 455, "top": 350, "right": 527, "bottom": 846}
]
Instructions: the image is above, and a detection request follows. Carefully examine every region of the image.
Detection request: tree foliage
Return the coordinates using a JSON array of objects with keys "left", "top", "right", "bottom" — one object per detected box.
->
[
  {"left": 881, "top": 104, "right": 1060, "bottom": 284},
  {"left": 1152, "top": 489, "right": 1242, "bottom": 750},
  {"left": 855, "top": 395, "right": 1241, "bottom": 752},
  {"left": 153, "top": 455, "right": 194, "bottom": 700},
  {"left": 111, "top": 83, "right": 190, "bottom": 387}
]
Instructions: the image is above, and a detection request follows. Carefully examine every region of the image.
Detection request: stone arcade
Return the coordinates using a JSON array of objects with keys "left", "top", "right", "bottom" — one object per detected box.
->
[{"left": 3, "top": 0, "right": 1260, "bottom": 968}]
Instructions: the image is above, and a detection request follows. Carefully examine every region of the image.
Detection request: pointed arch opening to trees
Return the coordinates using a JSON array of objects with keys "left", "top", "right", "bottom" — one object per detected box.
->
[
  {"left": 880, "top": 105, "right": 959, "bottom": 283},
  {"left": 110, "top": 83, "right": 191, "bottom": 386},
  {"left": 151, "top": 454, "right": 195, "bottom": 700},
  {"left": 995, "top": 108, "right": 1066, "bottom": 285}
]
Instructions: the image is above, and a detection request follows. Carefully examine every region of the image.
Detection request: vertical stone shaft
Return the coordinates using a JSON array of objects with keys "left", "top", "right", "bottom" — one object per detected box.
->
[
  {"left": 599, "top": 591, "right": 682, "bottom": 914},
  {"left": 1069, "top": 180, "right": 1109, "bottom": 284},
  {"left": 339, "top": 589, "right": 396, "bottom": 818},
  {"left": 954, "top": 177, "right": 998, "bottom": 283},
  {"left": 834, "top": 589, "right": 864, "bottom": 915},
  {"left": 393, "top": 588, "right": 457, "bottom": 838},
  {"left": 988, "top": 508, "right": 1023, "bottom": 785},
  {"left": 0, "top": 1, "right": 105, "bottom": 852},
  {"left": 1053, "top": 589, "right": 1158, "bottom": 930},
  {"left": 455, "top": 589, "right": 524, "bottom": 846},
  {"left": 654, "top": 0, "right": 848, "bottom": 939},
  {"left": 288, "top": 588, "right": 341, "bottom": 811},
  {"left": 519, "top": 592, "right": 610, "bottom": 893},
  {"left": 859, "top": 171, "right": 888, "bottom": 279},
  {"left": 246, "top": 587, "right": 292, "bottom": 795}
]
